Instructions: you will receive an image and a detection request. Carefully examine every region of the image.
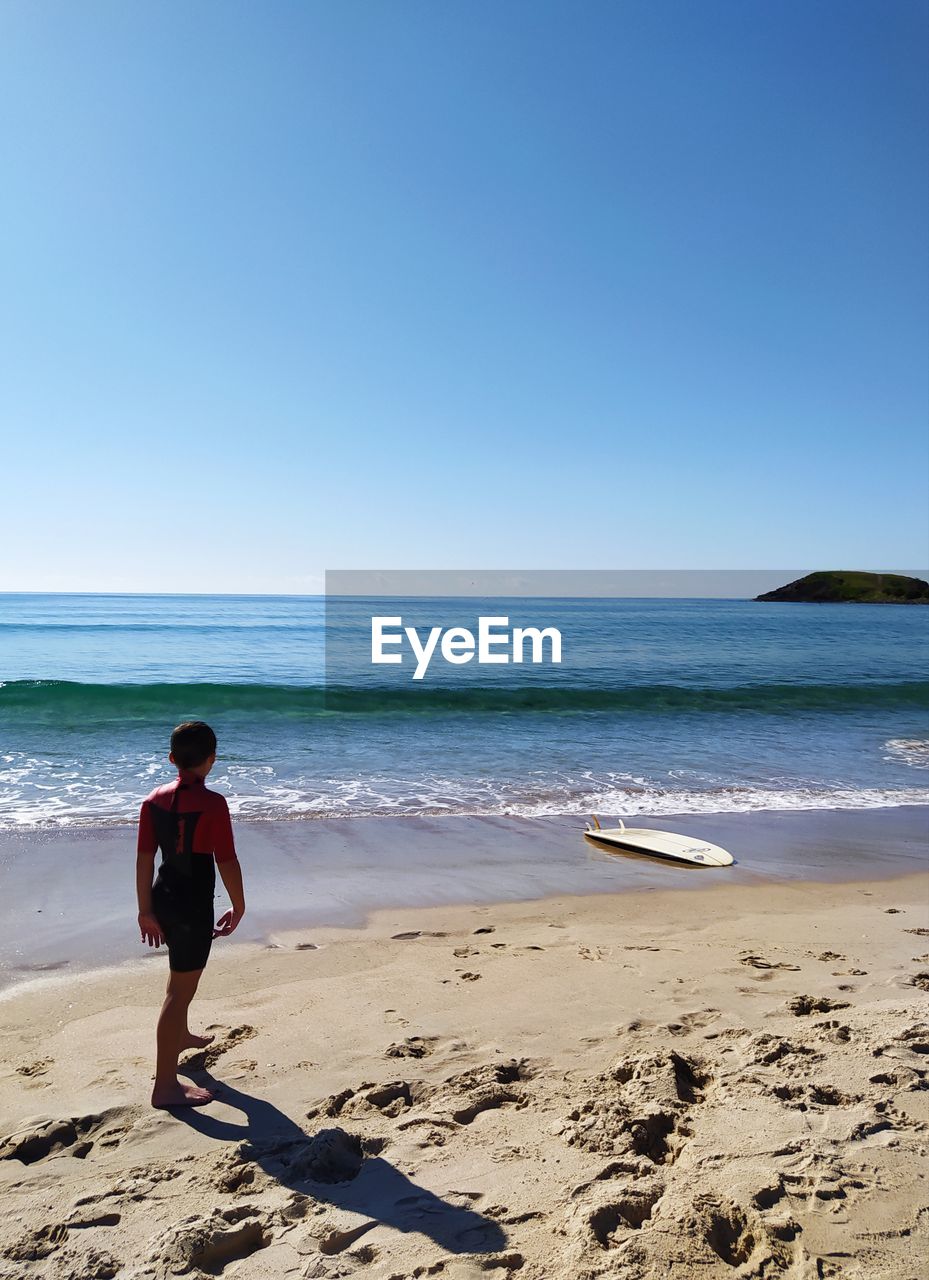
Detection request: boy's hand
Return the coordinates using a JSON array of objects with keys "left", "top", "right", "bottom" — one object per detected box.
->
[
  {"left": 213, "top": 907, "right": 244, "bottom": 938},
  {"left": 138, "top": 912, "right": 164, "bottom": 948}
]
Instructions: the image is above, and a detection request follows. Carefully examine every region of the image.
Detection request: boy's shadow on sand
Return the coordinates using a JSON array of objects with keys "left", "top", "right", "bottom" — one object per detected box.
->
[{"left": 172, "top": 1070, "right": 508, "bottom": 1257}]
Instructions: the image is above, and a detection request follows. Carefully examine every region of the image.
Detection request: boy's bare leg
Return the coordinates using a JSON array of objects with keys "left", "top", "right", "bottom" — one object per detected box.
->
[{"left": 152, "top": 969, "right": 214, "bottom": 1107}]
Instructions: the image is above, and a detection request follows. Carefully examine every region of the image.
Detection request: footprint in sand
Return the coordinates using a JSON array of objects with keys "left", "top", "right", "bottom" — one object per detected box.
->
[
  {"left": 697, "top": 1195, "right": 810, "bottom": 1273},
  {"left": 778, "top": 1162, "right": 870, "bottom": 1210},
  {"left": 2, "top": 1221, "right": 70, "bottom": 1263},
  {"left": 588, "top": 1185, "right": 664, "bottom": 1242},
  {"left": 666, "top": 1009, "right": 721, "bottom": 1037},
  {"left": 15, "top": 1059, "right": 52, "bottom": 1079},
  {"left": 390, "top": 930, "right": 449, "bottom": 940},
  {"left": 772, "top": 1081, "right": 859, "bottom": 1110},
  {"left": 307, "top": 1079, "right": 420, "bottom": 1121},
  {"left": 814, "top": 1020, "right": 851, "bottom": 1044},
  {"left": 148, "top": 1207, "right": 272, "bottom": 1274},
  {"left": 560, "top": 1050, "right": 709, "bottom": 1165},
  {"left": 871, "top": 1023, "right": 929, "bottom": 1060},
  {"left": 740, "top": 954, "right": 801, "bottom": 971},
  {"left": 0, "top": 1107, "right": 133, "bottom": 1165},
  {"left": 437, "top": 1060, "right": 532, "bottom": 1127},
  {"left": 745, "top": 1034, "right": 823, "bottom": 1067},
  {"left": 578, "top": 945, "right": 610, "bottom": 962},
  {"left": 569, "top": 1157, "right": 653, "bottom": 1198},
  {"left": 869, "top": 1065, "right": 927, "bottom": 1092},
  {"left": 182, "top": 1025, "right": 257, "bottom": 1073},
  {"left": 895, "top": 1024, "right": 929, "bottom": 1054},
  {"left": 618, "top": 1018, "right": 657, "bottom": 1034},
  {"left": 66, "top": 1208, "right": 122, "bottom": 1228},
  {"left": 384, "top": 1036, "right": 440, "bottom": 1060},
  {"left": 307, "top": 1059, "right": 531, "bottom": 1132},
  {"left": 786, "top": 995, "right": 850, "bottom": 1017}
]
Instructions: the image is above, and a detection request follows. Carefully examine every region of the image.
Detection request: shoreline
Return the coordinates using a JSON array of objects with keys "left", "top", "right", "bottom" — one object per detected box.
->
[
  {"left": 1, "top": 870, "right": 926, "bottom": 1277},
  {"left": 1, "top": 805, "right": 927, "bottom": 993},
  {"left": 2, "top": 795, "right": 927, "bottom": 835},
  {"left": 1, "top": 865, "right": 927, "bottom": 1009}
]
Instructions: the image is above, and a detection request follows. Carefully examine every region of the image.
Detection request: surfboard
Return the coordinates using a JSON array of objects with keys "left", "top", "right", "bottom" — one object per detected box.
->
[{"left": 583, "top": 816, "right": 734, "bottom": 866}]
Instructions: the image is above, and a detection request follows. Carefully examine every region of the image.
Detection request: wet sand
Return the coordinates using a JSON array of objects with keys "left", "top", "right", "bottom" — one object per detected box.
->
[{"left": 1, "top": 805, "right": 927, "bottom": 989}]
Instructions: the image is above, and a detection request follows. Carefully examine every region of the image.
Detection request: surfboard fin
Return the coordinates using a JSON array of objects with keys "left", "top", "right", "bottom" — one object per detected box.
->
[{"left": 589, "top": 814, "right": 601, "bottom": 830}]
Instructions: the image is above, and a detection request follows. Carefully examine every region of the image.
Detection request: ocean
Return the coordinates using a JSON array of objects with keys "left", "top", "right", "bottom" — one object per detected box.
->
[{"left": 1, "top": 592, "right": 927, "bottom": 829}]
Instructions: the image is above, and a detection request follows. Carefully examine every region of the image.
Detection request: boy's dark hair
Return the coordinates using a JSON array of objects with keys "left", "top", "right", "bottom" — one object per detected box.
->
[{"left": 170, "top": 721, "right": 217, "bottom": 769}]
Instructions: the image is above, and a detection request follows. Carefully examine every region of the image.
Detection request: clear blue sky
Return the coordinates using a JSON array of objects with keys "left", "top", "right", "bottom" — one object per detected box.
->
[{"left": 1, "top": 0, "right": 926, "bottom": 592}]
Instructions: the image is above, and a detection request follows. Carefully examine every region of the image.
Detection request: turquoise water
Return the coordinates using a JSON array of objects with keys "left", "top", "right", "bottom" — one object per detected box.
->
[{"left": 0, "top": 593, "right": 927, "bottom": 827}]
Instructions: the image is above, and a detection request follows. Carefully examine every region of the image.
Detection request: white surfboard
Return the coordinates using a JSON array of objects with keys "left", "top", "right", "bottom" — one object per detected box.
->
[{"left": 583, "top": 816, "right": 734, "bottom": 866}]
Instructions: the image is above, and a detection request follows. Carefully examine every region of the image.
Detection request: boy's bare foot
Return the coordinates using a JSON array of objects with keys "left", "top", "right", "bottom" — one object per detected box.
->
[
  {"left": 179, "top": 1031, "right": 216, "bottom": 1051},
  {"left": 151, "top": 1081, "right": 214, "bottom": 1109}
]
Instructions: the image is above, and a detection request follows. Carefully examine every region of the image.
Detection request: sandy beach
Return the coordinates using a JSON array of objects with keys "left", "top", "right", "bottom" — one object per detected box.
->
[
  {"left": 3, "top": 0, "right": 928, "bottom": 1274},
  {"left": 1, "top": 867, "right": 926, "bottom": 1279}
]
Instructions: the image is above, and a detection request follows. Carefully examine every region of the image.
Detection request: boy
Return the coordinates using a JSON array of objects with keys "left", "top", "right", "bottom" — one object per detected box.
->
[{"left": 136, "top": 721, "right": 245, "bottom": 1108}]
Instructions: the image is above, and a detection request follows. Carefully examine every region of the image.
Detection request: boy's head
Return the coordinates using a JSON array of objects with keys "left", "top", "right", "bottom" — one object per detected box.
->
[{"left": 169, "top": 721, "right": 217, "bottom": 774}]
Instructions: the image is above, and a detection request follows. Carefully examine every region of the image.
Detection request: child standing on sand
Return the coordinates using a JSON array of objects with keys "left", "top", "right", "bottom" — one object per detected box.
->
[{"left": 136, "top": 721, "right": 245, "bottom": 1109}]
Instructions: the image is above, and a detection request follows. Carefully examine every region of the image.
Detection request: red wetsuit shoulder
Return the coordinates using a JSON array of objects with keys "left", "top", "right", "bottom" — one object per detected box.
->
[{"left": 138, "top": 779, "right": 237, "bottom": 863}]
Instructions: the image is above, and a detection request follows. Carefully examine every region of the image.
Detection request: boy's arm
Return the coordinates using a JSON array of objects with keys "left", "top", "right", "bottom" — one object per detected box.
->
[
  {"left": 213, "top": 797, "right": 245, "bottom": 937},
  {"left": 214, "top": 857, "right": 246, "bottom": 936},
  {"left": 136, "top": 802, "right": 164, "bottom": 948}
]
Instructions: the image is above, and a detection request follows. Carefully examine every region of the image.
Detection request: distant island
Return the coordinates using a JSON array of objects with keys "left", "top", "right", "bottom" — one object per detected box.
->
[{"left": 755, "top": 571, "right": 929, "bottom": 604}]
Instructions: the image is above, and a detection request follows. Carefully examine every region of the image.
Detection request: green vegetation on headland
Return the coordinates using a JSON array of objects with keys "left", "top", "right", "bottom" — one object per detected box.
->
[{"left": 755, "top": 571, "right": 929, "bottom": 604}]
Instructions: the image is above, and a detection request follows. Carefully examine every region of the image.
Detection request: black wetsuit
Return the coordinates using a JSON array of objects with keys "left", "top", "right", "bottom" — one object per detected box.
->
[{"left": 138, "top": 774, "right": 237, "bottom": 972}]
